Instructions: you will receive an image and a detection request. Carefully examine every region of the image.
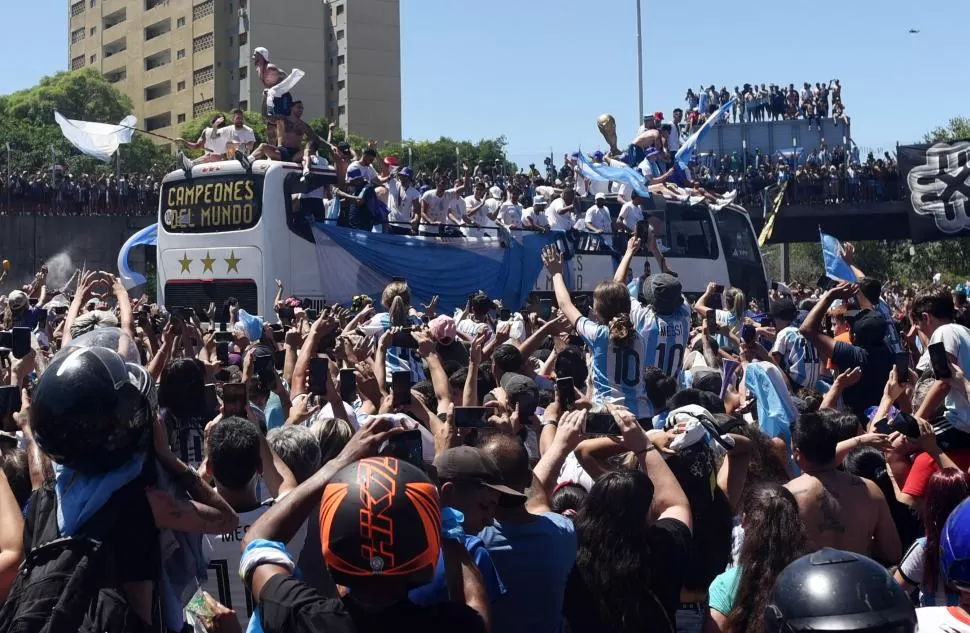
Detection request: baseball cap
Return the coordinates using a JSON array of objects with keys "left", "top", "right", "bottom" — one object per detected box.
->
[
  {"left": 640, "top": 274, "right": 683, "bottom": 314},
  {"left": 383, "top": 155, "right": 400, "bottom": 167},
  {"left": 653, "top": 111, "right": 664, "bottom": 121},
  {"left": 346, "top": 166, "right": 364, "bottom": 181},
  {"left": 500, "top": 372, "right": 539, "bottom": 419},
  {"left": 594, "top": 192, "right": 606, "bottom": 201},
  {"left": 488, "top": 186, "right": 503, "bottom": 200},
  {"left": 533, "top": 195, "right": 547, "bottom": 206},
  {"left": 253, "top": 46, "right": 269, "bottom": 61},
  {"left": 851, "top": 309, "right": 888, "bottom": 347},
  {"left": 399, "top": 166, "right": 413, "bottom": 179},
  {"left": 7, "top": 290, "right": 28, "bottom": 311},
  {"left": 592, "top": 151, "right": 604, "bottom": 160},
  {"left": 428, "top": 315, "right": 457, "bottom": 345},
  {"left": 434, "top": 446, "right": 527, "bottom": 504}
]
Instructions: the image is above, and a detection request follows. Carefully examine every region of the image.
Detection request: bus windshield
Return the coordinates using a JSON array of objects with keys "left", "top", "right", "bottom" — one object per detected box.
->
[
  {"left": 160, "top": 174, "right": 264, "bottom": 234},
  {"left": 663, "top": 203, "right": 719, "bottom": 260},
  {"left": 714, "top": 207, "right": 761, "bottom": 264}
]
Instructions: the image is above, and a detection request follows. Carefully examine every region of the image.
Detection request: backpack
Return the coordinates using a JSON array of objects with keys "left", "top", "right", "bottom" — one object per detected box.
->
[{"left": 0, "top": 480, "right": 139, "bottom": 633}]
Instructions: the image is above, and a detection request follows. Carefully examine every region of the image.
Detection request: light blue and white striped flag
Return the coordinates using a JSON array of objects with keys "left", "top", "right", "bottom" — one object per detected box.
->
[
  {"left": 819, "top": 230, "right": 856, "bottom": 282},
  {"left": 675, "top": 98, "right": 735, "bottom": 169}
]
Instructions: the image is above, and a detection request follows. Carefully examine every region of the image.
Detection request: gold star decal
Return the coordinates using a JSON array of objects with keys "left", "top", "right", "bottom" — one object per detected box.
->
[
  {"left": 201, "top": 252, "right": 216, "bottom": 274},
  {"left": 178, "top": 252, "right": 192, "bottom": 273},
  {"left": 224, "top": 250, "right": 241, "bottom": 273}
]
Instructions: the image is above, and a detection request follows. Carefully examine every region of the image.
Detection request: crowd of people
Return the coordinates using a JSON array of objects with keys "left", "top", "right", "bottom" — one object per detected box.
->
[
  {"left": 684, "top": 80, "right": 848, "bottom": 128},
  {"left": 0, "top": 220, "right": 970, "bottom": 632},
  {"left": 0, "top": 168, "right": 164, "bottom": 216}
]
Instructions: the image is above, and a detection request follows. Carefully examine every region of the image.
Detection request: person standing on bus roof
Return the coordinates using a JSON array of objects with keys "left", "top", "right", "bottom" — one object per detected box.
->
[{"left": 253, "top": 46, "right": 291, "bottom": 143}]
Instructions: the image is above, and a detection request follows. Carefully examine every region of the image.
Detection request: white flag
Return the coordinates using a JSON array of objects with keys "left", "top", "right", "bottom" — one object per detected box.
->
[{"left": 54, "top": 111, "right": 137, "bottom": 163}]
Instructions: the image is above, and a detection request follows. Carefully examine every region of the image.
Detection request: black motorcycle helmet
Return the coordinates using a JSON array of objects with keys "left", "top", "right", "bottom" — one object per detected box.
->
[
  {"left": 764, "top": 548, "right": 916, "bottom": 633},
  {"left": 32, "top": 346, "right": 156, "bottom": 474}
]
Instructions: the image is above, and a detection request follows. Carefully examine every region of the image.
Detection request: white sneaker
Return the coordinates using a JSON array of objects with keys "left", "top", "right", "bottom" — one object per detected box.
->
[{"left": 656, "top": 239, "right": 670, "bottom": 253}]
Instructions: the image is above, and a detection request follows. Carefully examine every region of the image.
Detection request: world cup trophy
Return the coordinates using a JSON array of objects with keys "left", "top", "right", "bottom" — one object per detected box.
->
[{"left": 597, "top": 113, "right": 621, "bottom": 156}]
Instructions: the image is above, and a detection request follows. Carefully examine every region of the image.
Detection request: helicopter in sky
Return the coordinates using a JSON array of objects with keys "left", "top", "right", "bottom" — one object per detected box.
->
[{"left": 908, "top": 28, "right": 920, "bottom": 33}]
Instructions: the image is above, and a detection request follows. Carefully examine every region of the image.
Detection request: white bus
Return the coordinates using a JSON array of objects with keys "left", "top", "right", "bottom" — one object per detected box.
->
[{"left": 150, "top": 159, "right": 768, "bottom": 316}]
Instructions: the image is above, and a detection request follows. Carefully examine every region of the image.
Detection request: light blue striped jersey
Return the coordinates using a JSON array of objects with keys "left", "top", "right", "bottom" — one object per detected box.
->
[
  {"left": 715, "top": 309, "right": 740, "bottom": 352},
  {"left": 359, "top": 312, "right": 427, "bottom": 384},
  {"left": 631, "top": 299, "right": 692, "bottom": 382},
  {"left": 876, "top": 300, "right": 904, "bottom": 354},
  {"left": 576, "top": 316, "right": 652, "bottom": 418},
  {"left": 770, "top": 326, "right": 821, "bottom": 389}
]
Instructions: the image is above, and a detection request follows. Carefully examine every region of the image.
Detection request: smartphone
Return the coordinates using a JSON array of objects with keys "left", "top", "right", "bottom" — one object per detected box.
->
[
  {"left": 770, "top": 281, "right": 780, "bottom": 292},
  {"left": 391, "top": 370, "right": 412, "bottom": 407},
  {"left": 741, "top": 323, "right": 756, "bottom": 345},
  {"left": 713, "top": 284, "right": 725, "bottom": 294},
  {"left": 556, "top": 377, "right": 575, "bottom": 410},
  {"left": 0, "top": 331, "right": 11, "bottom": 350},
  {"left": 216, "top": 341, "right": 229, "bottom": 365},
  {"left": 538, "top": 299, "right": 553, "bottom": 320},
  {"left": 214, "top": 330, "right": 233, "bottom": 343},
  {"left": 391, "top": 330, "right": 418, "bottom": 349},
  {"left": 305, "top": 308, "right": 319, "bottom": 322},
  {"left": 705, "top": 308, "right": 718, "bottom": 332},
  {"left": 454, "top": 406, "right": 494, "bottom": 428},
  {"left": 273, "top": 349, "right": 286, "bottom": 371},
  {"left": 929, "top": 342, "right": 953, "bottom": 380},
  {"left": 204, "top": 383, "right": 219, "bottom": 418},
  {"left": 892, "top": 411, "right": 921, "bottom": 439},
  {"left": 386, "top": 429, "right": 424, "bottom": 468},
  {"left": 221, "top": 383, "right": 247, "bottom": 417},
  {"left": 0, "top": 386, "right": 21, "bottom": 416},
  {"left": 53, "top": 305, "right": 68, "bottom": 316},
  {"left": 635, "top": 219, "right": 650, "bottom": 238},
  {"left": 873, "top": 417, "right": 893, "bottom": 435},
  {"left": 183, "top": 306, "right": 196, "bottom": 319},
  {"left": 11, "top": 327, "right": 30, "bottom": 359},
  {"left": 272, "top": 328, "right": 284, "bottom": 344},
  {"left": 339, "top": 369, "right": 357, "bottom": 403},
  {"left": 585, "top": 411, "right": 619, "bottom": 436},
  {"left": 816, "top": 275, "right": 836, "bottom": 291},
  {"left": 499, "top": 308, "right": 512, "bottom": 322},
  {"left": 253, "top": 353, "right": 276, "bottom": 386},
  {"left": 308, "top": 357, "right": 329, "bottom": 395},
  {"left": 895, "top": 352, "right": 910, "bottom": 384}
]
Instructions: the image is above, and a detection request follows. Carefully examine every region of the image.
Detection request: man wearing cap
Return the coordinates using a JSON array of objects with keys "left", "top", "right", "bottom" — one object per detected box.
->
[
  {"left": 522, "top": 195, "right": 549, "bottom": 231},
  {"left": 334, "top": 166, "right": 380, "bottom": 231},
  {"left": 408, "top": 446, "right": 516, "bottom": 608},
  {"left": 582, "top": 192, "right": 614, "bottom": 251},
  {"left": 800, "top": 282, "right": 893, "bottom": 420},
  {"left": 253, "top": 46, "right": 293, "bottom": 144},
  {"left": 387, "top": 166, "right": 420, "bottom": 235}
]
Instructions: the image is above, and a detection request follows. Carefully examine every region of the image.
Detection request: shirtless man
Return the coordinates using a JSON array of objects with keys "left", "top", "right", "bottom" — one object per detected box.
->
[
  {"left": 247, "top": 101, "right": 318, "bottom": 164},
  {"left": 253, "top": 46, "right": 291, "bottom": 144},
  {"left": 784, "top": 411, "right": 901, "bottom": 565}
]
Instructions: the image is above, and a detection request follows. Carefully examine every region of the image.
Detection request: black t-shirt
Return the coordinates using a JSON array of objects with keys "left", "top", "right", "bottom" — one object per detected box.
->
[
  {"left": 563, "top": 517, "right": 690, "bottom": 632},
  {"left": 831, "top": 341, "right": 893, "bottom": 420},
  {"left": 258, "top": 575, "right": 486, "bottom": 633}
]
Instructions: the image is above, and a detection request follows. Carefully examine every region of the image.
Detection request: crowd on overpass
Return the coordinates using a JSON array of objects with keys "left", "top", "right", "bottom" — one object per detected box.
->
[
  {"left": 684, "top": 80, "right": 848, "bottom": 128},
  {"left": 0, "top": 168, "right": 162, "bottom": 216}
]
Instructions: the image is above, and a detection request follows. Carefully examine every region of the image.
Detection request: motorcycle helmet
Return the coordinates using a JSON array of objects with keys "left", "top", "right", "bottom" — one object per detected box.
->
[
  {"left": 320, "top": 457, "right": 440, "bottom": 589},
  {"left": 31, "top": 346, "right": 156, "bottom": 474},
  {"left": 764, "top": 548, "right": 916, "bottom": 633}
]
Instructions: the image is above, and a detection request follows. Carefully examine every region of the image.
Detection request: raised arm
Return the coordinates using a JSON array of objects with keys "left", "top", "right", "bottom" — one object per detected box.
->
[
  {"left": 613, "top": 235, "right": 641, "bottom": 284},
  {"left": 0, "top": 471, "right": 24, "bottom": 601},
  {"left": 528, "top": 409, "right": 584, "bottom": 514},
  {"left": 799, "top": 282, "right": 857, "bottom": 360},
  {"left": 541, "top": 246, "right": 581, "bottom": 326}
]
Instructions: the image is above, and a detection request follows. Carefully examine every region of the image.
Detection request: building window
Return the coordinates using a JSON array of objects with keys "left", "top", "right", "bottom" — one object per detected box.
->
[
  {"left": 177, "top": 80, "right": 186, "bottom": 91},
  {"left": 193, "top": 99, "right": 215, "bottom": 119},
  {"left": 177, "top": 48, "right": 185, "bottom": 59},
  {"left": 337, "top": 55, "right": 344, "bottom": 65},
  {"left": 71, "top": 28, "right": 85, "bottom": 44},
  {"left": 192, "top": 32, "right": 214, "bottom": 53},
  {"left": 336, "top": 29, "right": 344, "bottom": 40},
  {"left": 145, "top": 112, "right": 172, "bottom": 132},
  {"left": 336, "top": 3, "right": 344, "bottom": 15},
  {"left": 338, "top": 105, "right": 346, "bottom": 115},
  {"left": 338, "top": 79, "right": 345, "bottom": 91},
  {"left": 177, "top": 113, "right": 186, "bottom": 124},
  {"left": 239, "top": 100, "right": 248, "bottom": 110},
  {"left": 176, "top": 16, "right": 185, "bottom": 27},
  {"left": 239, "top": 65, "right": 247, "bottom": 79},
  {"left": 70, "top": 0, "right": 84, "bottom": 16},
  {"left": 193, "top": 65, "right": 214, "bottom": 85},
  {"left": 90, "top": 26, "right": 97, "bottom": 36},
  {"left": 90, "top": 54, "right": 97, "bottom": 63},
  {"left": 192, "top": 0, "right": 213, "bottom": 21},
  {"left": 104, "top": 68, "right": 126, "bottom": 83},
  {"left": 70, "top": 55, "right": 86, "bottom": 70},
  {"left": 145, "top": 0, "right": 169, "bottom": 10},
  {"left": 90, "top": 0, "right": 96, "bottom": 6}
]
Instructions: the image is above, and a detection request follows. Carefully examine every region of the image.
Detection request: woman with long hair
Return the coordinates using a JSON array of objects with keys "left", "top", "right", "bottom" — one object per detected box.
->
[
  {"left": 894, "top": 468, "right": 970, "bottom": 606},
  {"left": 543, "top": 246, "right": 652, "bottom": 418},
  {"left": 704, "top": 482, "right": 809, "bottom": 633},
  {"left": 358, "top": 279, "right": 426, "bottom": 384},
  {"left": 694, "top": 283, "right": 745, "bottom": 353}
]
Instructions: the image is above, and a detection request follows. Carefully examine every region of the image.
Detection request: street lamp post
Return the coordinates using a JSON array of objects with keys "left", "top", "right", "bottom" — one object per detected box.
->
[{"left": 636, "top": 0, "right": 644, "bottom": 122}]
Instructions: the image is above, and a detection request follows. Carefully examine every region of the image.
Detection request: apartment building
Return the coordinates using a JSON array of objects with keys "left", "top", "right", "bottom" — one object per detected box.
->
[{"left": 67, "top": 0, "right": 401, "bottom": 144}]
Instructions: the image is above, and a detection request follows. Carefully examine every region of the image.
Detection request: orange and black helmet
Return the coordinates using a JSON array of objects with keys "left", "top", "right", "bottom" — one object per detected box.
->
[{"left": 320, "top": 457, "right": 441, "bottom": 588}]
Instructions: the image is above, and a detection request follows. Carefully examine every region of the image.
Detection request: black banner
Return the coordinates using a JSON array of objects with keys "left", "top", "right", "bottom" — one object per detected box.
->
[
  {"left": 161, "top": 175, "right": 263, "bottom": 234},
  {"left": 899, "top": 141, "right": 970, "bottom": 243}
]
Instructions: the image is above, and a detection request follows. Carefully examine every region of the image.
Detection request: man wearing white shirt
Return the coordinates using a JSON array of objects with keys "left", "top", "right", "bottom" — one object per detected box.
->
[
  {"left": 522, "top": 195, "right": 550, "bottom": 231},
  {"left": 386, "top": 166, "right": 420, "bottom": 235},
  {"left": 176, "top": 113, "right": 228, "bottom": 166},
  {"left": 583, "top": 192, "right": 613, "bottom": 249},
  {"left": 497, "top": 185, "right": 524, "bottom": 229},
  {"left": 218, "top": 109, "right": 256, "bottom": 156},
  {"left": 348, "top": 147, "right": 388, "bottom": 186},
  {"left": 419, "top": 178, "right": 464, "bottom": 236},
  {"left": 545, "top": 188, "right": 578, "bottom": 232}
]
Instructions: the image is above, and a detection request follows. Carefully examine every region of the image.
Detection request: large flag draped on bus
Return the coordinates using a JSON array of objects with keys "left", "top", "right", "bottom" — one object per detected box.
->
[
  {"left": 54, "top": 111, "right": 137, "bottom": 163},
  {"left": 574, "top": 150, "right": 650, "bottom": 197},
  {"left": 675, "top": 98, "right": 735, "bottom": 169},
  {"left": 310, "top": 223, "right": 561, "bottom": 312},
  {"left": 117, "top": 223, "right": 158, "bottom": 289}
]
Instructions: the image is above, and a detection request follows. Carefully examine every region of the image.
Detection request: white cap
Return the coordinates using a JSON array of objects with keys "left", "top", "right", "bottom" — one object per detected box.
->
[
  {"left": 594, "top": 192, "right": 606, "bottom": 201},
  {"left": 533, "top": 195, "right": 547, "bottom": 206},
  {"left": 253, "top": 46, "right": 270, "bottom": 62},
  {"left": 488, "top": 186, "right": 502, "bottom": 200},
  {"left": 7, "top": 290, "right": 27, "bottom": 311}
]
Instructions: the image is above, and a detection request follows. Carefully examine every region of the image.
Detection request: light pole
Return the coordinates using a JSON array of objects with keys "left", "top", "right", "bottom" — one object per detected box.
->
[
  {"left": 636, "top": 0, "right": 644, "bottom": 122},
  {"left": 4, "top": 143, "right": 10, "bottom": 213}
]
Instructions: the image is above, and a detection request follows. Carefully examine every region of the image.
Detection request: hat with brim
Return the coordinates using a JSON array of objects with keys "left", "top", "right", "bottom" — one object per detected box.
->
[{"left": 433, "top": 446, "right": 527, "bottom": 504}]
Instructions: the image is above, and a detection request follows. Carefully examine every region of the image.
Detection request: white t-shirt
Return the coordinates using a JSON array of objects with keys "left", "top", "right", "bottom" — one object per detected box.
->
[
  {"left": 457, "top": 317, "right": 493, "bottom": 342},
  {"left": 348, "top": 160, "right": 380, "bottom": 185},
  {"left": 545, "top": 198, "right": 576, "bottom": 231},
  {"left": 202, "top": 127, "right": 228, "bottom": 155},
  {"left": 522, "top": 206, "right": 549, "bottom": 229},
  {"left": 916, "top": 322, "right": 970, "bottom": 430},
  {"left": 917, "top": 607, "right": 970, "bottom": 632},
  {"left": 201, "top": 499, "right": 307, "bottom": 630},
  {"left": 449, "top": 194, "right": 467, "bottom": 226},
  {"left": 420, "top": 188, "right": 456, "bottom": 229},
  {"left": 218, "top": 124, "right": 256, "bottom": 149},
  {"left": 497, "top": 202, "right": 523, "bottom": 228},
  {"left": 462, "top": 195, "right": 498, "bottom": 237},
  {"left": 534, "top": 185, "right": 558, "bottom": 200},
  {"left": 387, "top": 180, "right": 419, "bottom": 224},
  {"left": 584, "top": 205, "right": 612, "bottom": 234},
  {"left": 617, "top": 201, "right": 644, "bottom": 232}
]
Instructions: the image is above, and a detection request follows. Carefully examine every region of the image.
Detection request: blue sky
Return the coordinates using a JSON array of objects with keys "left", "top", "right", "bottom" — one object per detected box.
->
[{"left": 4, "top": 0, "right": 966, "bottom": 169}]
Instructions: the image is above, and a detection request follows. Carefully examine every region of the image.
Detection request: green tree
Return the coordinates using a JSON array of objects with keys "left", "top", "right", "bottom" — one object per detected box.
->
[{"left": 923, "top": 117, "right": 970, "bottom": 144}]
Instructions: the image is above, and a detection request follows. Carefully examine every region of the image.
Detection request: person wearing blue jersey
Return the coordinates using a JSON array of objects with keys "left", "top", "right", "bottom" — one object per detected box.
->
[
  {"left": 695, "top": 283, "right": 745, "bottom": 354},
  {"left": 542, "top": 246, "right": 652, "bottom": 420},
  {"left": 769, "top": 297, "right": 822, "bottom": 391},
  {"left": 614, "top": 236, "right": 692, "bottom": 382},
  {"left": 358, "top": 279, "right": 427, "bottom": 385}
]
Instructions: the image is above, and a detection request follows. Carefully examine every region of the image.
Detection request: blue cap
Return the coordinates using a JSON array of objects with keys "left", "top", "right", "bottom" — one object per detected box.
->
[
  {"left": 570, "top": 151, "right": 580, "bottom": 160},
  {"left": 400, "top": 166, "right": 413, "bottom": 179},
  {"left": 346, "top": 166, "right": 364, "bottom": 181},
  {"left": 593, "top": 151, "right": 604, "bottom": 160},
  {"left": 943, "top": 498, "right": 970, "bottom": 587}
]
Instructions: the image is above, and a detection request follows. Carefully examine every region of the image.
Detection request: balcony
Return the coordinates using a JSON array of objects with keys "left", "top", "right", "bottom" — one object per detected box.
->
[
  {"left": 103, "top": 7, "right": 126, "bottom": 31},
  {"left": 145, "top": 112, "right": 172, "bottom": 132},
  {"left": 144, "top": 17, "right": 171, "bottom": 41},
  {"left": 104, "top": 66, "right": 127, "bottom": 83},
  {"left": 103, "top": 37, "right": 127, "bottom": 60},
  {"left": 144, "top": 49, "right": 171, "bottom": 72},
  {"left": 145, "top": 80, "right": 172, "bottom": 102},
  {"left": 145, "top": 0, "right": 170, "bottom": 11}
]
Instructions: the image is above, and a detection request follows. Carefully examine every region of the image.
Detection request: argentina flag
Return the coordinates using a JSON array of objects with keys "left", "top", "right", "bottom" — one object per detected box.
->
[
  {"left": 819, "top": 230, "right": 856, "bottom": 282},
  {"left": 575, "top": 150, "right": 650, "bottom": 197},
  {"left": 675, "top": 98, "right": 735, "bottom": 169}
]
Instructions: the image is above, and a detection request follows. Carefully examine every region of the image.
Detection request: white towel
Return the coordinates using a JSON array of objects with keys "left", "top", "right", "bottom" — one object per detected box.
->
[
  {"left": 54, "top": 111, "right": 136, "bottom": 163},
  {"left": 266, "top": 68, "right": 305, "bottom": 103}
]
